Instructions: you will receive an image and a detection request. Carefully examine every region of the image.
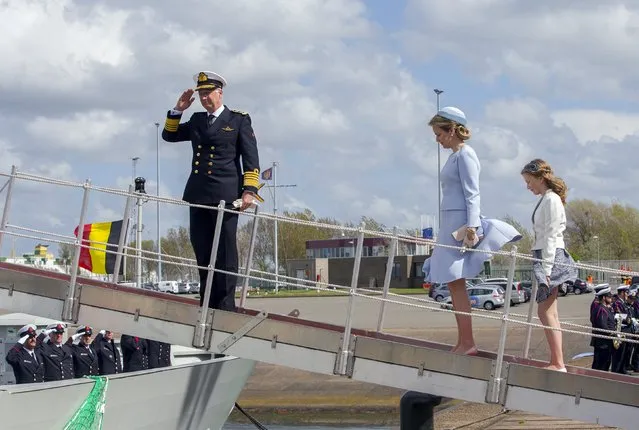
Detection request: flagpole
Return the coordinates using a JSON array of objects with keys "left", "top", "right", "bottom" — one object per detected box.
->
[
  {"left": 134, "top": 177, "right": 146, "bottom": 289},
  {"left": 273, "top": 161, "right": 279, "bottom": 293}
]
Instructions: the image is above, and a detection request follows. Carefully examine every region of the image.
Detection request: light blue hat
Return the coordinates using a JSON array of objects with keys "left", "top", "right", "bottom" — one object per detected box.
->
[{"left": 437, "top": 106, "right": 467, "bottom": 126}]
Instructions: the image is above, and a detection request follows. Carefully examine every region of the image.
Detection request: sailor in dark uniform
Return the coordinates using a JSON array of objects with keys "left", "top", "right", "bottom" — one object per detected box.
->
[
  {"left": 69, "top": 326, "right": 100, "bottom": 378},
  {"left": 611, "top": 286, "right": 632, "bottom": 374},
  {"left": 120, "top": 334, "right": 148, "bottom": 372},
  {"left": 5, "top": 324, "right": 45, "bottom": 384},
  {"left": 162, "top": 71, "right": 261, "bottom": 311},
  {"left": 38, "top": 322, "right": 74, "bottom": 381},
  {"left": 35, "top": 322, "right": 65, "bottom": 347},
  {"left": 91, "top": 329, "right": 122, "bottom": 375},
  {"left": 591, "top": 286, "right": 615, "bottom": 371},
  {"left": 147, "top": 339, "right": 171, "bottom": 368},
  {"left": 626, "top": 292, "right": 639, "bottom": 372}
]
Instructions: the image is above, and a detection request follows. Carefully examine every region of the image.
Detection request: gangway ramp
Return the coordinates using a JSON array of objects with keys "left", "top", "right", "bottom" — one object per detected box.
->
[{"left": 0, "top": 262, "right": 637, "bottom": 430}]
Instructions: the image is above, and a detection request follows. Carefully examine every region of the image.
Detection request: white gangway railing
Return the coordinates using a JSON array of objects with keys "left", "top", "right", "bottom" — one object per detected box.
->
[{"left": 0, "top": 166, "right": 638, "bottom": 429}]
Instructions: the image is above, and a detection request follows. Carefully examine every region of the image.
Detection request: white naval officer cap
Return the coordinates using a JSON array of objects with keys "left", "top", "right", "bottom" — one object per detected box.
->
[
  {"left": 18, "top": 323, "right": 37, "bottom": 337},
  {"left": 436, "top": 106, "right": 467, "bottom": 126},
  {"left": 193, "top": 71, "right": 227, "bottom": 91},
  {"left": 595, "top": 284, "right": 611, "bottom": 296}
]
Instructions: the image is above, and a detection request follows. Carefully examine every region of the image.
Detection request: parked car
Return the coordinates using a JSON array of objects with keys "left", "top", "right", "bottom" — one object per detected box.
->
[
  {"left": 442, "top": 285, "right": 505, "bottom": 310},
  {"left": 518, "top": 281, "right": 532, "bottom": 302},
  {"left": 429, "top": 283, "right": 450, "bottom": 302},
  {"left": 483, "top": 280, "right": 525, "bottom": 306},
  {"left": 560, "top": 278, "right": 592, "bottom": 296},
  {"left": 429, "top": 281, "right": 474, "bottom": 302}
]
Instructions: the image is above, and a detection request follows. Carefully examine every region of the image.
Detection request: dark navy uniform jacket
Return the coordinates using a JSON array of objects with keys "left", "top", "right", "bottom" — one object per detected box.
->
[
  {"left": 592, "top": 305, "right": 615, "bottom": 349},
  {"left": 162, "top": 106, "right": 260, "bottom": 205},
  {"left": 38, "top": 341, "right": 75, "bottom": 381},
  {"left": 5, "top": 344, "right": 45, "bottom": 384},
  {"left": 71, "top": 343, "right": 100, "bottom": 378},
  {"left": 120, "top": 334, "right": 148, "bottom": 372},
  {"left": 91, "top": 333, "right": 122, "bottom": 375},
  {"left": 147, "top": 340, "right": 171, "bottom": 368}
]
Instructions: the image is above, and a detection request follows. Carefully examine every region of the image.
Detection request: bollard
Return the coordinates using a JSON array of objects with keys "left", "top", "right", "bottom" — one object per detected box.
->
[{"left": 399, "top": 391, "right": 442, "bottom": 430}]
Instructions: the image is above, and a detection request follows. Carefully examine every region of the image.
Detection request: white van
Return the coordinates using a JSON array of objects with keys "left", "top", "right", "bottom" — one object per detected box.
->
[{"left": 157, "top": 281, "right": 179, "bottom": 294}]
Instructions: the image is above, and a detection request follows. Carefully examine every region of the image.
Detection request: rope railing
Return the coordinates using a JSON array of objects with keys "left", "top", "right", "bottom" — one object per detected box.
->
[
  {"left": 2, "top": 227, "right": 637, "bottom": 344},
  {"left": 1, "top": 168, "right": 638, "bottom": 352}
]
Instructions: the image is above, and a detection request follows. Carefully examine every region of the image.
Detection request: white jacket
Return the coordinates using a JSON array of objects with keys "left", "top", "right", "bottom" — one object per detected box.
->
[{"left": 531, "top": 189, "right": 566, "bottom": 276}]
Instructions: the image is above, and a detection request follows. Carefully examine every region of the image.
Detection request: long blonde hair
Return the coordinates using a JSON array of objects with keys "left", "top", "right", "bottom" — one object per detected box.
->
[
  {"left": 521, "top": 159, "right": 568, "bottom": 204},
  {"left": 428, "top": 115, "right": 471, "bottom": 141}
]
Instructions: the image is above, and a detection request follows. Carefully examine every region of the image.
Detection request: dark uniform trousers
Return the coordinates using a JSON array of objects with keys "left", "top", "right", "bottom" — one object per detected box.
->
[
  {"left": 191, "top": 206, "right": 239, "bottom": 311},
  {"left": 91, "top": 333, "right": 122, "bottom": 375},
  {"left": 162, "top": 105, "right": 260, "bottom": 312},
  {"left": 5, "top": 345, "right": 44, "bottom": 384},
  {"left": 38, "top": 342, "right": 75, "bottom": 381},
  {"left": 71, "top": 343, "right": 100, "bottom": 378},
  {"left": 611, "top": 299, "right": 633, "bottom": 374},
  {"left": 121, "top": 334, "right": 148, "bottom": 372},
  {"left": 592, "top": 305, "right": 615, "bottom": 371}
]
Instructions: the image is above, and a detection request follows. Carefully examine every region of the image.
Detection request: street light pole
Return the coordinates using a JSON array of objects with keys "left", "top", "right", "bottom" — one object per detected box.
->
[
  {"left": 155, "top": 123, "right": 162, "bottom": 283},
  {"left": 434, "top": 89, "right": 444, "bottom": 232},
  {"left": 593, "top": 235, "right": 600, "bottom": 281}
]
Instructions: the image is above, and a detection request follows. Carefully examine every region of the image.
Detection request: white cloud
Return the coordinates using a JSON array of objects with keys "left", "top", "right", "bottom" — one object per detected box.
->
[
  {"left": 0, "top": 0, "right": 133, "bottom": 92},
  {"left": 552, "top": 110, "right": 639, "bottom": 144},
  {"left": 400, "top": 1, "right": 639, "bottom": 99},
  {"left": 26, "top": 110, "right": 132, "bottom": 151}
]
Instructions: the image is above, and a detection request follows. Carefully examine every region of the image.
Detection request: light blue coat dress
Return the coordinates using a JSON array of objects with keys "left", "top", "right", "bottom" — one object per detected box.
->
[{"left": 422, "top": 145, "right": 522, "bottom": 284}]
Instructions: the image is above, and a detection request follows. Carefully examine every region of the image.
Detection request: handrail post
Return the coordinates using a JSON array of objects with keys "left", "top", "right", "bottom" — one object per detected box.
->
[
  {"left": 376, "top": 227, "right": 398, "bottom": 333},
  {"left": 522, "top": 276, "right": 539, "bottom": 358},
  {"left": 486, "top": 245, "right": 517, "bottom": 404},
  {"left": 0, "top": 165, "right": 17, "bottom": 254},
  {"left": 111, "top": 185, "right": 134, "bottom": 284},
  {"left": 336, "top": 222, "right": 365, "bottom": 376},
  {"left": 193, "top": 200, "right": 225, "bottom": 348},
  {"left": 239, "top": 205, "right": 260, "bottom": 308},
  {"left": 63, "top": 180, "right": 92, "bottom": 323}
]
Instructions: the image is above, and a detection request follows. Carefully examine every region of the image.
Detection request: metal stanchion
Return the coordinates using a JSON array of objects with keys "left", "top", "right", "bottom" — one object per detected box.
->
[
  {"left": 523, "top": 277, "right": 539, "bottom": 358},
  {"left": 335, "top": 222, "right": 365, "bottom": 376},
  {"left": 193, "top": 201, "right": 226, "bottom": 348},
  {"left": 376, "top": 227, "right": 398, "bottom": 333},
  {"left": 0, "top": 165, "right": 17, "bottom": 254},
  {"left": 111, "top": 185, "right": 134, "bottom": 284},
  {"left": 239, "top": 205, "right": 260, "bottom": 308},
  {"left": 63, "top": 180, "right": 92, "bottom": 322},
  {"left": 486, "top": 246, "right": 517, "bottom": 404}
]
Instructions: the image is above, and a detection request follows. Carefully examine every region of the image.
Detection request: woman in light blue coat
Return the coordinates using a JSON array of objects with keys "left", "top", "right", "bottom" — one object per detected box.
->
[{"left": 423, "top": 107, "right": 522, "bottom": 355}]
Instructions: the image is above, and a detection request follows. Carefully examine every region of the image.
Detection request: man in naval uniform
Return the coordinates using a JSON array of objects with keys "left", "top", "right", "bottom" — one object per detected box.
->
[
  {"left": 162, "top": 71, "right": 260, "bottom": 312},
  {"left": 5, "top": 324, "right": 45, "bottom": 384}
]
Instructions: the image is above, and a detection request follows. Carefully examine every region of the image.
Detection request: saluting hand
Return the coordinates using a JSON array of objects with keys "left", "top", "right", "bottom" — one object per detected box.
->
[{"left": 174, "top": 89, "right": 195, "bottom": 111}]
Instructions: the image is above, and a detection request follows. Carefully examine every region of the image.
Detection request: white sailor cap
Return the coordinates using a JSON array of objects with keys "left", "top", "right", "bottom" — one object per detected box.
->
[
  {"left": 18, "top": 324, "right": 37, "bottom": 338},
  {"left": 617, "top": 285, "right": 630, "bottom": 293},
  {"left": 596, "top": 286, "right": 612, "bottom": 296},
  {"left": 75, "top": 325, "right": 93, "bottom": 336},
  {"left": 46, "top": 322, "right": 66, "bottom": 333},
  {"left": 193, "top": 71, "right": 227, "bottom": 91},
  {"left": 436, "top": 106, "right": 467, "bottom": 126}
]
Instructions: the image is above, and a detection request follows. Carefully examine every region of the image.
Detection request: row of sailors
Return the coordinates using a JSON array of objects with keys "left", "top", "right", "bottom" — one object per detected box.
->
[
  {"left": 590, "top": 285, "right": 639, "bottom": 374},
  {"left": 5, "top": 323, "right": 171, "bottom": 384}
]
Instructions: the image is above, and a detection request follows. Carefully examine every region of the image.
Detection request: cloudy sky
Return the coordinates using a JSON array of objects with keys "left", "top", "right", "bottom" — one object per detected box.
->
[{"left": 1, "top": 0, "right": 639, "bottom": 256}]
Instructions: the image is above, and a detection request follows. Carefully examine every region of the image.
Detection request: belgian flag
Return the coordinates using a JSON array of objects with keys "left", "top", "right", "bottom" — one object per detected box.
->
[{"left": 73, "top": 220, "right": 125, "bottom": 275}]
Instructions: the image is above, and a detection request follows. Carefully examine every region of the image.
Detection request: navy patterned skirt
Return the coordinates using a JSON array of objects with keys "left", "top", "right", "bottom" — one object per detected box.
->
[{"left": 532, "top": 248, "right": 578, "bottom": 303}]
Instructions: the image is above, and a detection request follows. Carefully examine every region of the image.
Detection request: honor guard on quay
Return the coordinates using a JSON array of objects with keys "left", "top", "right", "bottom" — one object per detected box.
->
[
  {"left": 162, "top": 70, "right": 263, "bottom": 312},
  {"left": 4, "top": 324, "right": 45, "bottom": 384},
  {"left": 39, "top": 322, "right": 75, "bottom": 382},
  {"left": 91, "top": 329, "right": 123, "bottom": 375},
  {"left": 66, "top": 326, "right": 100, "bottom": 378}
]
